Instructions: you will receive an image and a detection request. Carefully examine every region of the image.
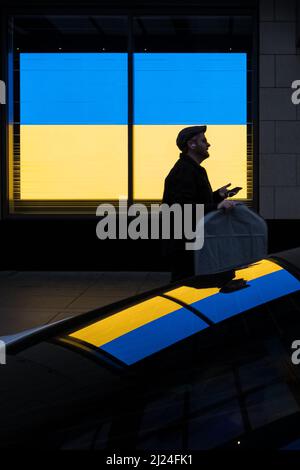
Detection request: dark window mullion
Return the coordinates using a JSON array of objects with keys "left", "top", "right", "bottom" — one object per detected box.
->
[{"left": 128, "top": 14, "right": 133, "bottom": 206}]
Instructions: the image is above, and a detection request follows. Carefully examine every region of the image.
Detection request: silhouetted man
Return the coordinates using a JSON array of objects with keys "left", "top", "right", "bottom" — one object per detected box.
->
[{"left": 162, "top": 125, "right": 241, "bottom": 282}]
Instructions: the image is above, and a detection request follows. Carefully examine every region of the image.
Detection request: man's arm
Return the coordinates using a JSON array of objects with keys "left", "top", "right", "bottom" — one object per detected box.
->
[{"left": 212, "top": 189, "right": 225, "bottom": 205}]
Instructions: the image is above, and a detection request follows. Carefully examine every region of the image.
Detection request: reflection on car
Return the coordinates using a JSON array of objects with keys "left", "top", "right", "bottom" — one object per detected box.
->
[{"left": 2, "top": 249, "right": 300, "bottom": 450}]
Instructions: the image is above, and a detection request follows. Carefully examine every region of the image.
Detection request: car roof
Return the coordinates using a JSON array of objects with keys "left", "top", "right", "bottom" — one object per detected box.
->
[
  {"left": 60, "top": 257, "right": 300, "bottom": 366},
  {"left": 6, "top": 248, "right": 300, "bottom": 362},
  {"left": 3, "top": 251, "right": 300, "bottom": 450}
]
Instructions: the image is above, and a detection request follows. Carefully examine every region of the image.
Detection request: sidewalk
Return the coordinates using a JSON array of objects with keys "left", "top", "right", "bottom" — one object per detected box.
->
[{"left": 0, "top": 271, "right": 171, "bottom": 336}]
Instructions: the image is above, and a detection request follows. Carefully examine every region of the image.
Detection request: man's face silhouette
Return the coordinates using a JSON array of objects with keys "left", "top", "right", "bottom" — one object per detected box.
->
[{"left": 188, "top": 132, "right": 210, "bottom": 160}]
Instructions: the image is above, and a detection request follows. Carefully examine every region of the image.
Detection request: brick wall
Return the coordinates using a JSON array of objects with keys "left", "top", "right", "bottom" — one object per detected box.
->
[{"left": 259, "top": 0, "right": 300, "bottom": 218}]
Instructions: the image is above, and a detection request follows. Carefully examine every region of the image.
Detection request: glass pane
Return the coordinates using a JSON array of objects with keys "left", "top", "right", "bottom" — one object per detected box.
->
[
  {"left": 10, "top": 15, "right": 128, "bottom": 212},
  {"left": 133, "top": 52, "right": 247, "bottom": 200},
  {"left": 20, "top": 52, "right": 127, "bottom": 199},
  {"left": 133, "top": 16, "right": 251, "bottom": 202}
]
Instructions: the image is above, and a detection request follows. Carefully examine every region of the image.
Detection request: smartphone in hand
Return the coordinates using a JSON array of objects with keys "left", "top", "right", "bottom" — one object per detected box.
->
[{"left": 227, "top": 186, "right": 243, "bottom": 197}]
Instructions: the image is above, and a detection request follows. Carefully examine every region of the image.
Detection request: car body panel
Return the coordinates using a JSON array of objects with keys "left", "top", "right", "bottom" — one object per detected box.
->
[
  {"left": 2, "top": 250, "right": 300, "bottom": 449},
  {"left": 65, "top": 259, "right": 300, "bottom": 366}
]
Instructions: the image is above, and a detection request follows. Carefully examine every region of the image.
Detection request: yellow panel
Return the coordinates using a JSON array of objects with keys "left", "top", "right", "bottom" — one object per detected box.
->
[
  {"left": 69, "top": 296, "right": 180, "bottom": 348},
  {"left": 202, "top": 125, "right": 247, "bottom": 199},
  {"left": 133, "top": 124, "right": 247, "bottom": 200},
  {"left": 20, "top": 125, "right": 128, "bottom": 199},
  {"left": 164, "top": 260, "right": 282, "bottom": 304},
  {"left": 164, "top": 286, "right": 219, "bottom": 305}
]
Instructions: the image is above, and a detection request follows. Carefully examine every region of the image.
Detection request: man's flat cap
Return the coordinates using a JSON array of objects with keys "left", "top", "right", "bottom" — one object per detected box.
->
[{"left": 176, "top": 125, "right": 207, "bottom": 151}]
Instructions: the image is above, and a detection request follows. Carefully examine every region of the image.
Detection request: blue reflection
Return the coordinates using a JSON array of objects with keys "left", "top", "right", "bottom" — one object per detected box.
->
[
  {"left": 191, "top": 269, "right": 300, "bottom": 323},
  {"left": 101, "top": 307, "right": 207, "bottom": 365}
]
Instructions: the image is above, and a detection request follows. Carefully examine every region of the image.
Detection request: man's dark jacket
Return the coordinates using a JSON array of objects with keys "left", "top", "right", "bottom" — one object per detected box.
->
[{"left": 161, "top": 153, "right": 224, "bottom": 255}]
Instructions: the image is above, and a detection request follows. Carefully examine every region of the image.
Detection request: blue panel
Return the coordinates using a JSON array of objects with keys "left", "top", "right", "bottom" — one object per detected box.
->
[
  {"left": 191, "top": 270, "right": 300, "bottom": 323},
  {"left": 20, "top": 53, "right": 128, "bottom": 124},
  {"left": 101, "top": 308, "right": 208, "bottom": 365},
  {"left": 134, "top": 53, "right": 247, "bottom": 125}
]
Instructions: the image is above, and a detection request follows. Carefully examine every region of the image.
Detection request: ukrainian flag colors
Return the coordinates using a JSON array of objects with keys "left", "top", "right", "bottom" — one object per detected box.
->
[
  {"left": 20, "top": 53, "right": 128, "bottom": 199},
  {"left": 133, "top": 124, "right": 247, "bottom": 200},
  {"left": 69, "top": 296, "right": 184, "bottom": 348},
  {"left": 67, "top": 260, "right": 300, "bottom": 366},
  {"left": 20, "top": 125, "right": 128, "bottom": 199},
  {"left": 192, "top": 268, "right": 300, "bottom": 324},
  {"left": 70, "top": 296, "right": 208, "bottom": 365},
  {"left": 166, "top": 260, "right": 283, "bottom": 305},
  {"left": 133, "top": 53, "right": 247, "bottom": 200},
  {"left": 19, "top": 52, "right": 247, "bottom": 201}
]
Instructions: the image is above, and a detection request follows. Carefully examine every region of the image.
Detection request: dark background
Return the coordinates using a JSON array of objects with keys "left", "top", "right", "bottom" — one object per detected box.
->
[{"left": 0, "top": 218, "right": 297, "bottom": 270}]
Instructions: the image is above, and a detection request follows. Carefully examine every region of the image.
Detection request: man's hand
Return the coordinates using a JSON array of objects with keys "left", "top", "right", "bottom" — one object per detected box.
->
[
  {"left": 217, "top": 200, "right": 238, "bottom": 211},
  {"left": 218, "top": 183, "right": 242, "bottom": 198}
]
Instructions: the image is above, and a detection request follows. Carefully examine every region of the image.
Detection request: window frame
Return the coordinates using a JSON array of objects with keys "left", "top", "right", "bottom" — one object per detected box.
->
[{"left": 0, "top": 4, "right": 258, "bottom": 218}]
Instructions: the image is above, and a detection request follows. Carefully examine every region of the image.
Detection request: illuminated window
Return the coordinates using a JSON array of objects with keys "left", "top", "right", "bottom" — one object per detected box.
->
[
  {"left": 133, "top": 52, "right": 247, "bottom": 200},
  {"left": 20, "top": 53, "right": 128, "bottom": 200}
]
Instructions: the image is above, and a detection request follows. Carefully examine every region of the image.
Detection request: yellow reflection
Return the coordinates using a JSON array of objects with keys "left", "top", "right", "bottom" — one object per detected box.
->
[
  {"left": 69, "top": 260, "right": 282, "bottom": 348},
  {"left": 69, "top": 296, "right": 180, "bottom": 348},
  {"left": 133, "top": 125, "right": 247, "bottom": 200},
  {"left": 165, "top": 286, "right": 219, "bottom": 305},
  {"left": 8, "top": 124, "right": 14, "bottom": 204},
  {"left": 164, "top": 260, "right": 282, "bottom": 304},
  {"left": 20, "top": 125, "right": 128, "bottom": 199},
  {"left": 235, "top": 259, "right": 282, "bottom": 280}
]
